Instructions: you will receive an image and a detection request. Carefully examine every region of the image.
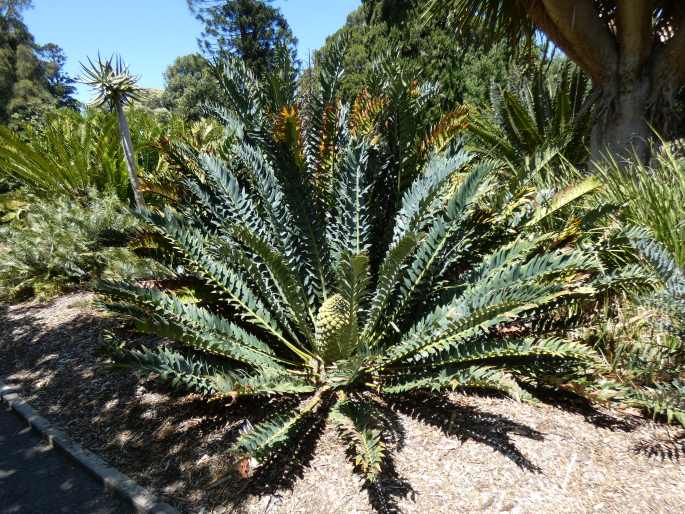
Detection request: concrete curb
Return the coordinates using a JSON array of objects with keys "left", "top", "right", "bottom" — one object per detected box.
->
[{"left": 0, "top": 380, "right": 179, "bottom": 514}]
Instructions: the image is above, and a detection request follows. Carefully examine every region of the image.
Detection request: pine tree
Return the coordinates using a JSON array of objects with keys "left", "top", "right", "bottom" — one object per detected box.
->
[
  {"left": 0, "top": 0, "right": 76, "bottom": 125},
  {"left": 187, "top": 0, "right": 298, "bottom": 76}
]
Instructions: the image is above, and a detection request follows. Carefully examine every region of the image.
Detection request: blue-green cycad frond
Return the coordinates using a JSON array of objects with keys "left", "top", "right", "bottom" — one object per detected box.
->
[
  {"left": 392, "top": 149, "right": 472, "bottom": 247},
  {"left": 627, "top": 226, "right": 685, "bottom": 341},
  {"left": 327, "top": 139, "right": 374, "bottom": 266},
  {"left": 213, "top": 56, "right": 267, "bottom": 138},
  {"left": 469, "top": 61, "right": 593, "bottom": 173}
]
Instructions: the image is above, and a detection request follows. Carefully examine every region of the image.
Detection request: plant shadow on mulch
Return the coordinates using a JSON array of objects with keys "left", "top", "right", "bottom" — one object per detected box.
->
[
  {"left": 521, "top": 385, "right": 641, "bottom": 432},
  {"left": 229, "top": 390, "right": 552, "bottom": 514},
  {"left": 2, "top": 296, "right": 682, "bottom": 513},
  {"left": 520, "top": 385, "right": 685, "bottom": 464},
  {"left": 0, "top": 297, "right": 249, "bottom": 511},
  {"left": 231, "top": 385, "right": 685, "bottom": 513},
  {"left": 227, "top": 398, "right": 415, "bottom": 514},
  {"left": 633, "top": 429, "right": 685, "bottom": 462}
]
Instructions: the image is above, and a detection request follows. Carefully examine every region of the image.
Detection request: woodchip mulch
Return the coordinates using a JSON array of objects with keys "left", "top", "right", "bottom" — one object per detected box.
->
[{"left": 0, "top": 293, "right": 683, "bottom": 514}]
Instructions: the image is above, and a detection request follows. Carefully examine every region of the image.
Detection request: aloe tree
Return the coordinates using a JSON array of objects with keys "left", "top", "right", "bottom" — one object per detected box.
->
[
  {"left": 100, "top": 52, "right": 634, "bottom": 486},
  {"left": 426, "top": 0, "right": 685, "bottom": 163},
  {"left": 80, "top": 55, "right": 146, "bottom": 209}
]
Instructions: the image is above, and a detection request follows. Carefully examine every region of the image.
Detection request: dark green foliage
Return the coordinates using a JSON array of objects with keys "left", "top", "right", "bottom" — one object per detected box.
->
[
  {"left": 0, "top": 109, "right": 130, "bottom": 204},
  {"left": 312, "top": 1, "right": 511, "bottom": 108},
  {"left": 0, "top": 105, "right": 212, "bottom": 231},
  {"left": 161, "top": 54, "right": 221, "bottom": 121},
  {"left": 38, "top": 43, "right": 78, "bottom": 110},
  {"left": 102, "top": 52, "right": 628, "bottom": 484},
  {"left": 0, "top": 1, "right": 76, "bottom": 126},
  {"left": 188, "top": 0, "right": 298, "bottom": 76},
  {"left": 424, "top": 0, "right": 537, "bottom": 53},
  {"left": 0, "top": 107, "right": 176, "bottom": 215}
]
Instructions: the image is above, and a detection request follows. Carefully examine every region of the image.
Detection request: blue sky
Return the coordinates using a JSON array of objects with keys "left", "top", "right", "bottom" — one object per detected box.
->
[{"left": 24, "top": 0, "right": 360, "bottom": 102}]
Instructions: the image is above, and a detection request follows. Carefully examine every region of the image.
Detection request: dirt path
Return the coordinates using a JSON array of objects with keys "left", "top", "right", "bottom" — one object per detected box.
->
[{"left": 0, "top": 293, "right": 683, "bottom": 513}]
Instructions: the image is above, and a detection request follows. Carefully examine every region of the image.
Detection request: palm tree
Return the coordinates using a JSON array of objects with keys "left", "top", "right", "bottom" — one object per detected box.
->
[
  {"left": 426, "top": 1, "right": 685, "bottom": 164},
  {"left": 80, "top": 55, "right": 146, "bottom": 209}
]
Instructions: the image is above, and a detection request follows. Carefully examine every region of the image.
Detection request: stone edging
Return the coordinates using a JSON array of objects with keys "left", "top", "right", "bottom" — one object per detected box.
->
[{"left": 0, "top": 380, "right": 179, "bottom": 514}]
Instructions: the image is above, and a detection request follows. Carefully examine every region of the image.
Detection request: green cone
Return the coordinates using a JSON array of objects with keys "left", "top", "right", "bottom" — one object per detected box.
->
[{"left": 315, "top": 294, "right": 357, "bottom": 363}]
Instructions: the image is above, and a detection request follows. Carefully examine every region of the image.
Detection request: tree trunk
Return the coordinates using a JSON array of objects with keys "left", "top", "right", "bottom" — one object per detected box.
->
[
  {"left": 590, "top": 76, "right": 653, "bottom": 165},
  {"left": 115, "top": 99, "right": 146, "bottom": 210},
  {"left": 523, "top": 0, "right": 685, "bottom": 167}
]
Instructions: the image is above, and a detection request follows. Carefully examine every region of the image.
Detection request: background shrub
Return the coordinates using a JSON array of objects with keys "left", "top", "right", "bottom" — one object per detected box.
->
[{"left": 0, "top": 190, "right": 161, "bottom": 301}]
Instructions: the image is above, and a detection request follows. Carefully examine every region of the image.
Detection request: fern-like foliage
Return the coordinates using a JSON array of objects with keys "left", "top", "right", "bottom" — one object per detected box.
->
[
  {"left": 631, "top": 380, "right": 685, "bottom": 428},
  {"left": 101, "top": 53, "right": 625, "bottom": 486},
  {"left": 0, "top": 109, "right": 130, "bottom": 208},
  {"left": 0, "top": 190, "right": 159, "bottom": 301}
]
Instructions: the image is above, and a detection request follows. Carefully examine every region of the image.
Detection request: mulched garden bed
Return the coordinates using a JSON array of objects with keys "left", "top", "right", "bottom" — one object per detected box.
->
[{"left": 1, "top": 292, "right": 683, "bottom": 513}]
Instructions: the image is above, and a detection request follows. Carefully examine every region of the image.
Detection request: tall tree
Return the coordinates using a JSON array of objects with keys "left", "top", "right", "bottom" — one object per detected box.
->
[
  {"left": 161, "top": 53, "right": 220, "bottom": 121},
  {"left": 0, "top": 0, "right": 32, "bottom": 19},
  {"left": 0, "top": 0, "right": 76, "bottom": 125},
  {"left": 80, "top": 55, "right": 146, "bottom": 210},
  {"left": 427, "top": 0, "right": 685, "bottom": 163},
  {"left": 39, "top": 43, "right": 78, "bottom": 110},
  {"left": 314, "top": 1, "right": 510, "bottom": 108},
  {"left": 187, "top": 0, "right": 298, "bottom": 76}
]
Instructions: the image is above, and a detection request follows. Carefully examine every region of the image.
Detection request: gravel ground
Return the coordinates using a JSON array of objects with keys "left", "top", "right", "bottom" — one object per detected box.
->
[{"left": 0, "top": 293, "right": 683, "bottom": 513}]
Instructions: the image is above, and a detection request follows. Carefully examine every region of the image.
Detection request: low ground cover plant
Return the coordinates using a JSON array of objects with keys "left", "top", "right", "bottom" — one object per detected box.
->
[{"left": 0, "top": 191, "right": 159, "bottom": 301}]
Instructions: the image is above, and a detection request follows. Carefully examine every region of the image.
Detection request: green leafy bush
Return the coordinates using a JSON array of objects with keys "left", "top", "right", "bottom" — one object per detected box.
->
[
  {"left": 100, "top": 54, "right": 632, "bottom": 484},
  {"left": 0, "top": 109, "right": 130, "bottom": 203},
  {"left": 0, "top": 107, "right": 187, "bottom": 217},
  {"left": 0, "top": 191, "right": 158, "bottom": 301}
]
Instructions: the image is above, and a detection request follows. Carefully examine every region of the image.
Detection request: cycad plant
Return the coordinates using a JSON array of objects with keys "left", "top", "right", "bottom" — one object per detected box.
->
[
  {"left": 0, "top": 190, "right": 152, "bottom": 301},
  {"left": 100, "top": 53, "right": 624, "bottom": 485},
  {"left": 468, "top": 61, "right": 593, "bottom": 180},
  {"left": 81, "top": 55, "right": 146, "bottom": 209},
  {"left": 623, "top": 227, "right": 685, "bottom": 427},
  {"left": 0, "top": 109, "right": 130, "bottom": 219}
]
